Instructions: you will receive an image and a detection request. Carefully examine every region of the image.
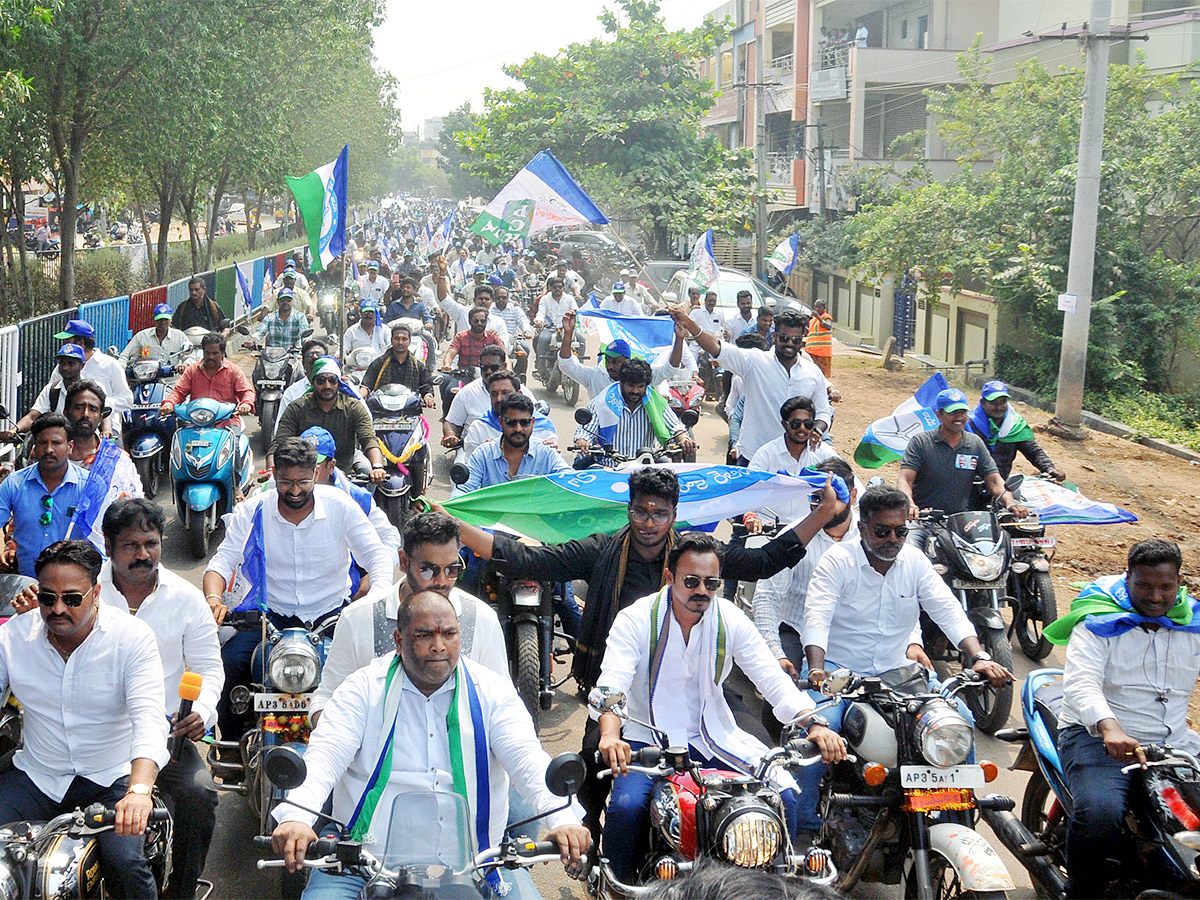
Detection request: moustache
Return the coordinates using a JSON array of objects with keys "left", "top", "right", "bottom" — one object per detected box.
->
[
  {"left": 687, "top": 594, "right": 711, "bottom": 605},
  {"left": 129, "top": 558, "right": 154, "bottom": 569}
]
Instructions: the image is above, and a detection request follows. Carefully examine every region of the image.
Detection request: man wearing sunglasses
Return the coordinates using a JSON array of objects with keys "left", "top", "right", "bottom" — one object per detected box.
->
[
  {"left": 0, "top": 414, "right": 88, "bottom": 577},
  {"left": 441, "top": 346, "right": 536, "bottom": 449},
  {"left": 0, "top": 539, "right": 168, "bottom": 898},
  {"left": 453, "top": 393, "right": 569, "bottom": 497},
  {"left": 745, "top": 396, "right": 841, "bottom": 529},
  {"left": 794, "top": 485, "right": 1016, "bottom": 837},
  {"left": 459, "top": 371, "right": 559, "bottom": 462},
  {"left": 203, "top": 438, "right": 395, "bottom": 749},
  {"left": 595, "top": 532, "right": 848, "bottom": 880},
  {"left": 270, "top": 356, "right": 387, "bottom": 484},
  {"left": 671, "top": 306, "right": 831, "bottom": 466},
  {"left": 309, "top": 511, "right": 507, "bottom": 725}
]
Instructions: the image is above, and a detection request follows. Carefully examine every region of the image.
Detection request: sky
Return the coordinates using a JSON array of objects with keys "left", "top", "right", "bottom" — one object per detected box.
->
[{"left": 376, "top": 0, "right": 715, "bottom": 136}]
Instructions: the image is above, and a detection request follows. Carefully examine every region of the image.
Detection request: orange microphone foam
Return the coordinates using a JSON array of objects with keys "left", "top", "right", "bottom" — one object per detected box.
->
[{"left": 178, "top": 672, "right": 203, "bottom": 702}]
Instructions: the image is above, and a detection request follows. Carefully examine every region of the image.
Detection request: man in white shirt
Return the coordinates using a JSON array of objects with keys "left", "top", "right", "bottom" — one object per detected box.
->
[
  {"left": 572, "top": 360, "right": 694, "bottom": 460},
  {"left": 689, "top": 290, "right": 724, "bottom": 338},
  {"left": 723, "top": 290, "right": 755, "bottom": 339},
  {"left": 311, "top": 510, "right": 507, "bottom": 722},
  {"left": 746, "top": 396, "right": 839, "bottom": 525},
  {"left": 674, "top": 307, "right": 831, "bottom": 464},
  {"left": 595, "top": 532, "right": 846, "bottom": 879},
  {"left": 796, "top": 485, "right": 1014, "bottom": 834},
  {"left": 54, "top": 318, "right": 133, "bottom": 438},
  {"left": 0, "top": 539, "right": 168, "bottom": 898},
  {"left": 272, "top": 260, "right": 309, "bottom": 292},
  {"left": 460, "top": 371, "right": 559, "bottom": 460},
  {"left": 549, "top": 260, "right": 584, "bottom": 298},
  {"left": 600, "top": 283, "right": 644, "bottom": 317},
  {"left": 341, "top": 298, "right": 389, "bottom": 359},
  {"left": 98, "top": 499, "right": 223, "bottom": 900},
  {"left": 448, "top": 247, "right": 473, "bottom": 288},
  {"left": 1054, "top": 538, "right": 1200, "bottom": 899},
  {"left": 491, "top": 286, "right": 532, "bottom": 377},
  {"left": 202, "top": 438, "right": 394, "bottom": 747},
  {"left": 270, "top": 591, "right": 590, "bottom": 897},
  {"left": 557, "top": 312, "right": 630, "bottom": 401},
  {"left": 441, "top": 347, "right": 535, "bottom": 449},
  {"left": 357, "top": 260, "right": 388, "bottom": 304},
  {"left": 118, "top": 303, "right": 190, "bottom": 367},
  {"left": 13, "top": 344, "right": 86, "bottom": 433},
  {"left": 533, "top": 277, "right": 578, "bottom": 368}
]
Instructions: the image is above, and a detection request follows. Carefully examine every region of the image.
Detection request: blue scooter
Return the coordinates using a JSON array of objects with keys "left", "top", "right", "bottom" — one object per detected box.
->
[
  {"left": 170, "top": 399, "right": 255, "bottom": 558},
  {"left": 123, "top": 357, "right": 181, "bottom": 499}
]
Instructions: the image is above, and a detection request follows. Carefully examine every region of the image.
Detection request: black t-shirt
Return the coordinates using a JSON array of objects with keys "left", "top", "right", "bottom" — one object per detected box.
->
[{"left": 900, "top": 429, "right": 998, "bottom": 513}]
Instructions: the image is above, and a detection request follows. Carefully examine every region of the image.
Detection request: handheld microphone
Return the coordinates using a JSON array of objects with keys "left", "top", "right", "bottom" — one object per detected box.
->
[{"left": 170, "top": 672, "right": 204, "bottom": 761}]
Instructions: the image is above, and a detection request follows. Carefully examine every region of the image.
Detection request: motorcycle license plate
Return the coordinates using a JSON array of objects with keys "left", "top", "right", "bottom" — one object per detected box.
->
[
  {"left": 900, "top": 765, "right": 984, "bottom": 789},
  {"left": 258, "top": 380, "right": 284, "bottom": 389},
  {"left": 185, "top": 441, "right": 211, "bottom": 451},
  {"left": 376, "top": 415, "right": 417, "bottom": 428},
  {"left": 253, "top": 693, "right": 311, "bottom": 713}
]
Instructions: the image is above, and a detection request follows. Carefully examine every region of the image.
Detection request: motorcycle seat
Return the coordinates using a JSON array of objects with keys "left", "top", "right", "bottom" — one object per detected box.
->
[{"left": 1032, "top": 681, "right": 1064, "bottom": 748}]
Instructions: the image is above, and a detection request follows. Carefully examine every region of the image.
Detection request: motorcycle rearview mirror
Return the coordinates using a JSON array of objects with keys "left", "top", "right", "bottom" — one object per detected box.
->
[
  {"left": 301, "top": 328, "right": 314, "bottom": 339},
  {"left": 263, "top": 745, "right": 307, "bottom": 790},
  {"left": 822, "top": 668, "right": 859, "bottom": 697},
  {"left": 1005, "top": 473, "right": 1024, "bottom": 493},
  {"left": 432, "top": 373, "right": 445, "bottom": 386},
  {"left": 866, "top": 476, "right": 887, "bottom": 488},
  {"left": 574, "top": 408, "right": 592, "bottom": 426},
  {"left": 235, "top": 324, "right": 251, "bottom": 336},
  {"left": 680, "top": 409, "right": 700, "bottom": 428},
  {"left": 534, "top": 400, "right": 550, "bottom": 416},
  {"left": 544, "top": 753, "right": 587, "bottom": 798},
  {"left": 587, "top": 686, "right": 627, "bottom": 716},
  {"left": 107, "top": 345, "right": 119, "bottom": 357},
  {"left": 449, "top": 463, "right": 470, "bottom": 486},
  {"left": 0, "top": 405, "right": 8, "bottom": 420},
  {"left": 218, "top": 318, "right": 232, "bottom": 330}
]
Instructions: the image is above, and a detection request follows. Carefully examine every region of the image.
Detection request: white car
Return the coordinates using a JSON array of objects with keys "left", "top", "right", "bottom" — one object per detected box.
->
[{"left": 666, "top": 266, "right": 810, "bottom": 318}]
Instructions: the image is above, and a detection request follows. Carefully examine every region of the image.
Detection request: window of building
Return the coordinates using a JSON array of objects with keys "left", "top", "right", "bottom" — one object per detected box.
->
[
  {"left": 720, "top": 50, "right": 733, "bottom": 87},
  {"left": 900, "top": 19, "right": 908, "bottom": 39},
  {"left": 917, "top": 15, "right": 929, "bottom": 49}
]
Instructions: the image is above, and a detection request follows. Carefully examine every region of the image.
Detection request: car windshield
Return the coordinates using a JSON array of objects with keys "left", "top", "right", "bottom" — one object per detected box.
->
[{"left": 381, "top": 791, "right": 474, "bottom": 872}]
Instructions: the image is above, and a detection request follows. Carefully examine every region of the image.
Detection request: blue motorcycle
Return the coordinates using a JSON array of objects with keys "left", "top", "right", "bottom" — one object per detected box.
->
[
  {"left": 984, "top": 668, "right": 1200, "bottom": 898},
  {"left": 169, "top": 399, "right": 255, "bottom": 558},
  {"left": 123, "top": 357, "right": 182, "bottom": 499}
]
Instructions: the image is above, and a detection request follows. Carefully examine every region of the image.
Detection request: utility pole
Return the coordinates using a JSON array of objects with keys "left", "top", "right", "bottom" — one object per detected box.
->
[
  {"left": 1048, "top": 0, "right": 1111, "bottom": 439},
  {"left": 814, "top": 122, "right": 826, "bottom": 220},
  {"left": 754, "top": 33, "right": 768, "bottom": 280}
]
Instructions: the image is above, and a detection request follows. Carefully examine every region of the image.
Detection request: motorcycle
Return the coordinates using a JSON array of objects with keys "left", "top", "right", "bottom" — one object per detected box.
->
[
  {"left": 366, "top": 383, "right": 430, "bottom": 528},
  {"left": 169, "top": 399, "right": 255, "bottom": 558},
  {"left": 586, "top": 687, "right": 837, "bottom": 898},
  {"left": 812, "top": 665, "right": 1017, "bottom": 900},
  {"left": 343, "top": 346, "right": 376, "bottom": 387},
  {"left": 316, "top": 288, "right": 339, "bottom": 335},
  {"left": 534, "top": 325, "right": 583, "bottom": 407},
  {"left": 1002, "top": 485, "right": 1058, "bottom": 661},
  {"left": 0, "top": 803, "right": 172, "bottom": 898},
  {"left": 657, "top": 379, "right": 702, "bottom": 463},
  {"left": 243, "top": 327, "right": 309, "bottom": 455},
  {"left": 916, "top": 508, "right": 1016, "bottom": 734},
  {"left": 985, "top": 668, "right": 1200, "bottom": 899},
  {"left": 570, "top": 408, "right": 684, "bottom": 470},
  {"left": 209, "top": 611, "right": 338, "bottom": 897},
  {"left": 254, "top": 744, "right": 588, "bottom": 899},
  {"left": 697, "top": 352, "right": 725, "bottom": 405},
  {"left": 123, "top": 346, "right": 190, "bottom": 499},
  {"left": 439, "top": 364, "right": 476, "bottom": 415}
]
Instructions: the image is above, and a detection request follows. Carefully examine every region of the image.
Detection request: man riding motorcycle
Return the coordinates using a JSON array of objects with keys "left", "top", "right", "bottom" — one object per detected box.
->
[
  {"left": 572, "top": 359, "right": 696, "bottom": 460},
  {"left": 966, "top": 380, "right": 1065, "bottom": 482}
]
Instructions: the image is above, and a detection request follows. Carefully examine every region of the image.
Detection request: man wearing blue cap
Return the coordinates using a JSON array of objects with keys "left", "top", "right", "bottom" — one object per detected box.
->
[
  {"left": 898, "top": 387, "right": 1028, "bottom": 546},
  {"left": 358, "top": 259, "right": 388, "bottom": 305},
  {"left": 12, "top": 345, "right": 86, "bottom": 434},
  {"left": 250, "top": 287, "right": 308, "bottom": 349},
  {"left": 967, "top": 381, "right": 1064, "bottom": 482},
  {"left": 341, "top": 298, "right": 388, "bottom": 359},
  {"left": 52, "top": 319, "right": 132, "bottom": 439},
  {"left": 600, "top": 282, "right": 644, "bottom": 317},
  {"left": 118, "top": 303, "right": 188, "bottom": 367}
]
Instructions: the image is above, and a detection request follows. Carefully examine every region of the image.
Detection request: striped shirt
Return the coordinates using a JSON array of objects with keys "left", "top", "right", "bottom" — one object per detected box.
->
[{"left": 573, "top": 395, "right": 683, "bottom": 457}]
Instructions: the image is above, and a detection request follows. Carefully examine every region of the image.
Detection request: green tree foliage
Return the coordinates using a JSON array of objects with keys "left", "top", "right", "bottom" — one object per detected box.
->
[
  {"left": 448, "top": 0, "right": 761, "bottom": 254},
  {"left": 800, "top": 45, "right": 1200, "bottom": 401}
]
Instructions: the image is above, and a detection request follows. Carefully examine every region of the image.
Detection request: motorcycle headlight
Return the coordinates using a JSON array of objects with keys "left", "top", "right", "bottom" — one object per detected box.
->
[
  {"left": 964, "top": 552, "right": 1004, "bottom": 581},
  {"left": 0, "top": 860, "right": 19, "bottom": 900},
  {"left": 215, "top": 433, "right": 234, "bottom": 471},
  {"left": 170, "top": 436, "right": 183, "bottom": 469},
  {"left": 649, "top": 782, "right": 682, "bottom": 850},
  {"left": 189, "top": 406, "right": 215, "bottom": 427},
  {"left": 914, "top": 700, "right": 973, "bottom": 767},
  {"left": 267, "top": 638, "right": 321, "bottom": 694},
  {"left": 719, "top": 811, "right": 781, "bottom": 868},
  {"left": 133, "top": 360, "right": 159, "bottom": 381}
]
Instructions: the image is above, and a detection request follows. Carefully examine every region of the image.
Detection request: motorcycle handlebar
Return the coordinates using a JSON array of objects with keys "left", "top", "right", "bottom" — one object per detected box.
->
[{"left": 85, "top": 805, "right": 171, "bottom": 827}]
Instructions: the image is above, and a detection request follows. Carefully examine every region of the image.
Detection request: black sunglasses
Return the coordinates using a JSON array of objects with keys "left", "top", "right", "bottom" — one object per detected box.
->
[
  {"left": 38, "top": 585, "right": 95, "bottom": 608},
  {"left": 786, "top": 418, "right": 815, "bottom": 430},
  {"left": 503, "top": 417, "right": 533, "bottom": 428},
  {"left": 871, "top": 524, "right": 909, "bottom": 540},
  {"left": 682, "top": 575, "right": 722, "bottom": 591}
]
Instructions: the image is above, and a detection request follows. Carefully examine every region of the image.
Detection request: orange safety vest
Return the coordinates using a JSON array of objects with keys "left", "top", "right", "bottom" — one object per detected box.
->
[{"left": 806, "top": 312, "right": 833, "bottom": 356}]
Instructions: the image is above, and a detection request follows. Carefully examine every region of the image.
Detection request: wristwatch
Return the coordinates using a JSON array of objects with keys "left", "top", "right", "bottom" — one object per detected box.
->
[
  {"left": 126, "top": 783, "right": 152, "bottom": 796},
  {"left": 802, "top": 714, "right": 832, "bottom": 733},
  {"left": 968, "top": 651, "right": 993, "bottom": 668}
]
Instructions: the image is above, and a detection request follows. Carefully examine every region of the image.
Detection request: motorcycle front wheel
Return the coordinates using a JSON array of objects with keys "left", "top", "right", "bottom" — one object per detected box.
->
[
  {"left": 135, "top": 454, "right": 160, "bottom": 499},
  {"left": 186, "top": 508, "right": 211, "bottom": 559},
  {"left": 562, "top": 375, "right": 579, "bottom": 407},
  {"left": 906, "top": 850, "right": 1008, "bottom": 900},
  {"left": 258, "top": 399, "right": 278, "bottom": 455},
  {"left": 513, "top": 620, "right": 540, "bottom": 729},
  {"left": 1020, "top": 769, "right": 1068, "bottom": 899},
  {"left": 1013, "top": 571, "right": 1057, "bottom": 661},
  {"left": 963, "top": 629, "right": 1014, "bottom": 734}
]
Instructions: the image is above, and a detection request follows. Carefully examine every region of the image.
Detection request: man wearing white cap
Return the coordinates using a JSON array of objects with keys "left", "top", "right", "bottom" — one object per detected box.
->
[
  {"left": 358, "top": 259, "right": 388, "bottom": 304},
  {"left": 118, "top": 303, "right": 189, "bottom": 367}
]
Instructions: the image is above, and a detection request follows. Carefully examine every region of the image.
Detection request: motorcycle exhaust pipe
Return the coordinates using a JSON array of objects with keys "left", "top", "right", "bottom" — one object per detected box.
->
[{"left": 978, "top": 798, "right": 1066, "bottom": 899}]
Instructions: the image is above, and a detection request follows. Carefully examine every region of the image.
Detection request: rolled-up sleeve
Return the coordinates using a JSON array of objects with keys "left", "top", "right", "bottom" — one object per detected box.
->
[
  {"left": 124, "top": 629, "right": 170, "bottom": 771},
  {"left": 727, "top": 605, "right": 813, "bottom": 722},
  {"left": 342, "top": 499, "right": 393, "bottom": 597},
  {"left": 183, "top": 603, "right": 225, "bottom": 728}
]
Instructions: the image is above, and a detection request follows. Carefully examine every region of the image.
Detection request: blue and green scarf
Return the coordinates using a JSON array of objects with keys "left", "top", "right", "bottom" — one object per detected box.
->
[{"left": 1044, "top": 573, "right": 1200, "bottom": 645}]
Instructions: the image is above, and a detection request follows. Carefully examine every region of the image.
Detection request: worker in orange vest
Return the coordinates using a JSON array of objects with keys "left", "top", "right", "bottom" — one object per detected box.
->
[{"left": 805, "top": 299, "right": 834, "bottom": 378}]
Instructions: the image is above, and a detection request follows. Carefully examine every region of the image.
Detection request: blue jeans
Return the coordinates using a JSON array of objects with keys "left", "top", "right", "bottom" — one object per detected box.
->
[
  {"left": 1059, "top": 724, "right": 1132, "bottom": 899},
  {"left": 303, "top": 866, "right": 540, "bottom": 899},
  {"left": 793, "top": 667, "right": 975, "bottom": 833},
  {"left": 603, "top": 741, "right": 799, "bottom": 883},
  {"left": 554, "top": 582, "right": 581, "bottom": 640}
]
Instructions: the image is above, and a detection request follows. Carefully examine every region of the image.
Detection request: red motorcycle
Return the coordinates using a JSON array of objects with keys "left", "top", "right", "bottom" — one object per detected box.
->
[{"left": 658, "top": 379, "right": 702, "bottom": 462}]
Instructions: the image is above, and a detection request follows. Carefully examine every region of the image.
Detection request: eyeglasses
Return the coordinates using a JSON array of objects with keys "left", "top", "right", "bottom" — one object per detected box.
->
[
  {"left": 871, "top": 524, "right": 909, "bottom": 540},
  {"left": 503, "top": 417, "right": 533, "bottom": 428},
  {"left": 628, "top": 507, "right": 673, "bottom": 525},
  {"left": 277, "top": 477, "right": 315, "bottom": 491},
  {"left": 416, "top": 560, "right": 466, "bottom": 581},
  {"left": 775, "top": 334, "right": 805, "bottom": 345},
  {"left": 312, "top": 375, "right": 340, "bottom": 385},
  {"left": 480, "top": 365, "right": 503, "bottom": 376},
  {"left": 38, "top": 585, "right": 95, "bottom": 608},
  {"left": 786, "top": 418, "right": 816, "bottom": 430},
  {"left": 39, "top": 494, "right": 53, "bottom": 526},
  {"left": 681, "top": 575, "right": 722, "bottom": 591}
]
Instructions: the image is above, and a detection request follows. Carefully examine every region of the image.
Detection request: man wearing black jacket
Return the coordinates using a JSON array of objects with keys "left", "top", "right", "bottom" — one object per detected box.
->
[{"left": 439, "top": 466, "right": 848, "bottom": 840}]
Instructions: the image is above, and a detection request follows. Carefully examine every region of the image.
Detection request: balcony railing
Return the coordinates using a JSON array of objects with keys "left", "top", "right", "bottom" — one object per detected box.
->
[
  {"left": 765, "top": 151, "right": 799, "bottom": 185},
  {"left": 766, "top": 54, "right": 794, "bottom": 75}
]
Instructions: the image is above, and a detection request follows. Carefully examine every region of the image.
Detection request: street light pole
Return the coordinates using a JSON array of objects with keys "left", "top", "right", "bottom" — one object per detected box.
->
[
  {"left": 1048, "top": 0, "right": 1111, "bottom": 439},
  {"left": 755, "top": 33, "right": 768, "bottom": 280}
]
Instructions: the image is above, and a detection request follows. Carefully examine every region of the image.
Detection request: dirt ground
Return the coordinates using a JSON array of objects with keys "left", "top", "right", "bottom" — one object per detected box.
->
[{"left": 822, "top": 345, "right": 1200, "bottom": 726}]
